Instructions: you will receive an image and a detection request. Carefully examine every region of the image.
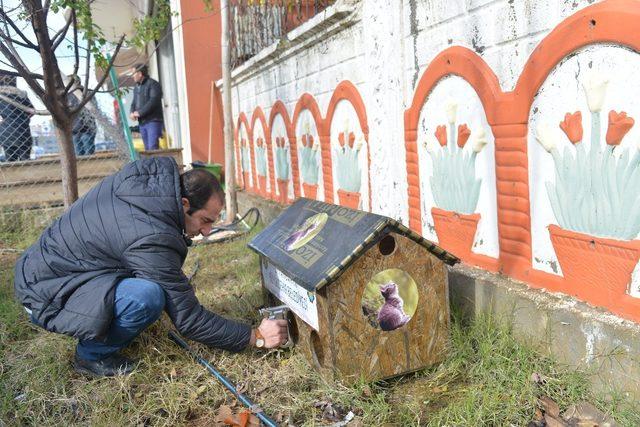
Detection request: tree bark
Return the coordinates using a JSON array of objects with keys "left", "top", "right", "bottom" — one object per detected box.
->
[{"left": 53, "top": 120, "right": 78, "bottom": 208}]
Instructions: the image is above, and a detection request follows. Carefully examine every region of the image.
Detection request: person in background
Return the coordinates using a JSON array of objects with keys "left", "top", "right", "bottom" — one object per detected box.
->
[
  {"left": 0, "top": 75, "right": 34, "bottom": 162},
  {"left": 69, "top": 89, "right": 97, "bottom": 156},
  {"left": 129, "top": 63, "right": 164, "bottom": 151}
]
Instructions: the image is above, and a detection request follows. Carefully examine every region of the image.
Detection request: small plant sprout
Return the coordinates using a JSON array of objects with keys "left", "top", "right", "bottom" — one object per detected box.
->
[
  {"left": 426, "top": 100, "right": 487, "bottom": 215},
  {"left": 274, "top": 136, "right": 290, "bottom": 180},
  {"left": 299, "top": 121, "right": 319, "bottom": 185},
  {"left": 537, "top": 75, "right": 640, "bottom": 240},
  {"left": 334, "top": 120, "right": 363, "bottom": 193},
  {"left": 255, "top": 137, "right": 267, "bottom": 176}
]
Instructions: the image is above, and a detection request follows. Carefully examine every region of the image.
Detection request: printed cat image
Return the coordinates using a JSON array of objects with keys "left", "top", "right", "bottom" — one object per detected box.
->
[
  {"left": 284, "top": 222, "right": 319, "bottom": 251},
  {"left": 377, "top": 282, "right": 411, "bottom": 331}
]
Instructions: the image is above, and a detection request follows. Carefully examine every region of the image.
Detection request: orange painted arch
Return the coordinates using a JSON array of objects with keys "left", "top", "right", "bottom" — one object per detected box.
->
[
  {"left": 269, "top": 100, "right": 299, "bottom": 200},
  {"left": 235, "top": 112, "right": 252, "bottom": 189},
  {"left": 291, "top": 93, "right": 332, "bottom": 202},
  {"left": 325, "top": 80, "right": 372, "bottom": 209},
  {"left": 250, "top": 106, "right": 269, "bottom": 197}
]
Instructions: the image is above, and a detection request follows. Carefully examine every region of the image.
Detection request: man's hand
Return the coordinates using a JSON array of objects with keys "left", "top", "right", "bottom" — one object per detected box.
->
[
  {"left": 252, "top": 318, "right": 288, "bottom": 349},
  {"left": 130, "top": 111, "right": 140, "bottom": 120}
]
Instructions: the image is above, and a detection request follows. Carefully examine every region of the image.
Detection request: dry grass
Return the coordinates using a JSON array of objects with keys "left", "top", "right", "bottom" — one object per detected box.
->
[{"left": 1, "top": 226, "right": 639, "bottom": 426}]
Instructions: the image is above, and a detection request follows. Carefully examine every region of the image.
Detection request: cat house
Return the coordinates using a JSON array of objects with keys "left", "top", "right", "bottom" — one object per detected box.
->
[{"left": 248, "top": 198, "right": 459, "bottom": 382}]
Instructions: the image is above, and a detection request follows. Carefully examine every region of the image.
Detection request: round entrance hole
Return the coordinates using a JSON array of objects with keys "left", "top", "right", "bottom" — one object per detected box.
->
[
  {"left": 310, "top": 331, "right": 325, "bottom": 368},
  {"left": 378, "top": 234, "right": 396, "bottom": 256},
  {"left": 361, "top": 268, "right": 419, "bottom": 332}
]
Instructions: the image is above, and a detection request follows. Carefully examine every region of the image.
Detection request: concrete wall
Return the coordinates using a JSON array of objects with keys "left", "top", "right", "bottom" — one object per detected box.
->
[{"left": 225, "top": 0, "right": 640, "bottom": 325}]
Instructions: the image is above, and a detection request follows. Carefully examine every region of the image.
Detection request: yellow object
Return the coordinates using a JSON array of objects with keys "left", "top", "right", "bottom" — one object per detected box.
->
[{"left": 133, "top": 131, "right": 169, "bottom": 152}]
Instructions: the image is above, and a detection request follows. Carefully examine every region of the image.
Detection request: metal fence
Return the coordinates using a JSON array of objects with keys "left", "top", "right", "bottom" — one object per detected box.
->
[
  {"left": 0, "top": 86, "right": 131, "bottom": 213},
  {"left": 229, "top": 0, "right": 334, "bottom": 69}
]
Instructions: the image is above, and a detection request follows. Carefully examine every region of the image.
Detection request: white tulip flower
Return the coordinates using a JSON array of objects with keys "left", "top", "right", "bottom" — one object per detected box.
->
[
  {"left": 472, "top": 128, "right": 489, "bottom": 153},
  {"left": 582, "top": 72, "right": 609, "bottom": 113},
  {"left": 536, "top": 122, "right": 556, "bottom": 152},
  {"left": 445, "top": 98, "right": 458, "bottom": 124}
]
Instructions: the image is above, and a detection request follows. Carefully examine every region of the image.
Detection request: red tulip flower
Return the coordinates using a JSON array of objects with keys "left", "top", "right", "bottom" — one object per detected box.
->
[
  {"left": 435, "top": 125, "right": 447, "bottom": 147},
  {"left": 457, "top": 124, "right": 471, "bottom": 148},
  {"left": 338, "top": 132, "right": 346, "bottom": 147},
  {"left": 348, "top": 132, "right": 356, "bottom": 148},
  {"left": 606, "top": 110, "right": 634, "bottom": 146},
  {"left": 301, "top": 134, "right": 308, "bottom": 147},
  {"left": 559, "top": 111, "right": 583, "bottom": 144}
]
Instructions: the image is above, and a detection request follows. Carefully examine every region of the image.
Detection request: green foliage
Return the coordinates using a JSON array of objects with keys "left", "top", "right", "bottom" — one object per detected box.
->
[{"left": 48, "top": 0, "right": 173, "bottom": 78}]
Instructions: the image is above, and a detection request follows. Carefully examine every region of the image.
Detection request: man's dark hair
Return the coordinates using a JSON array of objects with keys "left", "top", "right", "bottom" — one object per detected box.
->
[
  {"left": 133, "top": 63, "right": 148, "bottom": 76},
  {"left": 180, "top": 168, "right": 224, "bottom": 215}
]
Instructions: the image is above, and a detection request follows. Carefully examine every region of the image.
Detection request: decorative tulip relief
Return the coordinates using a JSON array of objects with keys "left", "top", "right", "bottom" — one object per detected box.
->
[
  {"left": 299, "top": 121, "right": 320, "bottom": 200},
  {"left": 333, "top": 118, "right": 364, "bottom": 209},
  {"left": 535, "top": 70, "right": 640, "bottom": 305},
  {"left": 239, "top": 130, "right": 251, "bottom": 189},
  {"left": 424, "top": 99, "right": 489, "bottom": 259},
  {"left": 255, "top": 137, "right": 268, "bottom": 197},
  {"left": 329, "top": 98, "right": 369, "bottom": 211},
  {"left": 274, "top": 136, "right": 291, "bottom": 204},
  {"left": 416, "top": 76, "right": 499, "bottom": 262}
]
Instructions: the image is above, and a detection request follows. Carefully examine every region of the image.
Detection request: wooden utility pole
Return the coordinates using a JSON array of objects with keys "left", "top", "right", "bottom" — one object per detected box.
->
[{"left": 221, "top": 0, "right": 237, "bottom": 220}]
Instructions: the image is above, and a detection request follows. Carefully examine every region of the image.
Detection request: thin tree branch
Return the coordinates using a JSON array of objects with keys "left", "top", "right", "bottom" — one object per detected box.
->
[
  {"left": 0, "top": 68, "right": 44, "bottom": 79},
  {"left": 0, "top": 39, "right": 46, "bottom": 100},
  {"left": 51, "top": 10, "right": 72, "bottom": 50},
  {"left": 71, "top": 35, "right": 125, "bottom": 114},
  {"left": 82, "top": 36, "right": 92, "bottom": 97},
  {"left": 0, "top": 92, "right": 49, "bottom": 115},
  {"left": 63, "top": 10, "right": 79, "bottom": 94},
  {"left": 0, "top": 7, "right": 38, "bottom": 49}
]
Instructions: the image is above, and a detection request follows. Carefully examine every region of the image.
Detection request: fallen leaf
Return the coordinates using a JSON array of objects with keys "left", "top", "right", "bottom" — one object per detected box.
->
[
  {"left": 215, "top": 405, "right": 234, "bottom": 424},
  {"left": 539, "top": 395, "right": 560, "bottom": 417},
  {"left": 562, "top": 402, "right": 618, "bottom": 426},
  {"left": 544, "top": 414, "right": 568, "bottom": 427},
  {"left": 361, "top": 385, "right": 371, "bottom": 397}
]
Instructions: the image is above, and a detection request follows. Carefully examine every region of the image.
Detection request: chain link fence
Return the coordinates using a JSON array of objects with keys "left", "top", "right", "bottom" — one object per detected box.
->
[{"left": 0, "top": 82, "right": 132, "bottom": 247}]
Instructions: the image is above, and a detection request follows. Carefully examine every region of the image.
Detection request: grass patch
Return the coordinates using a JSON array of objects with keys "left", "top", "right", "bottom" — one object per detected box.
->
[{"left": 1, "top": 228, "right": 639, "bottom": 425}]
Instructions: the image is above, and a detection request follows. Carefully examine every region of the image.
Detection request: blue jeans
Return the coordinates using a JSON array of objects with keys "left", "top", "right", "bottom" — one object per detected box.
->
[
  {"left": 76, "top": 278, "right": 166, "bottom": 361},
  {"left": 73, "top": 132, "right": 96, "bottom": 156},
  {"left": 139, "top": 121, "right": 163, "bottom": 151}
]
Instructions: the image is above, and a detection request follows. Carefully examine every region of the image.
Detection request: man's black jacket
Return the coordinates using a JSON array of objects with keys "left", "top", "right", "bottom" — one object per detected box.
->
[
  {"left": 14, "top": 157, "right": 251, "bottom": 352},
  {"left": 131, "top": 76, "right": 163, "bottom": 124}
]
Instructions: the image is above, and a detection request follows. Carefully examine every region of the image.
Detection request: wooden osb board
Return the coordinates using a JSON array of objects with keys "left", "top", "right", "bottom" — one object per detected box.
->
[{"left": 323, "top": 233, "right": 449, "bottom": 382}]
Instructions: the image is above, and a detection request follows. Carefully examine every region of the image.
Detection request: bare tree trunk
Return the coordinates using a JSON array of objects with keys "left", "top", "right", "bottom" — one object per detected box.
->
[
  {"left": 221, "top": 0, "right": 237, "bottom": 220},
  {"left": 53, "top": 120, "right": 79, "bottom": 208}
]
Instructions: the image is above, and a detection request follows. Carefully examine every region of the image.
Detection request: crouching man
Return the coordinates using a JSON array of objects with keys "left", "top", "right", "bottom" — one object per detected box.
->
[{"left": 14, "top": 157, "right": 287, "bottom": 377}]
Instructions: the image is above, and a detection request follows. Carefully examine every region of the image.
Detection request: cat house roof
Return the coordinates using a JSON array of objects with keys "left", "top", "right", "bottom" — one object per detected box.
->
[{"left": 248, "top": 198, "right": 459, "bottom": 293}]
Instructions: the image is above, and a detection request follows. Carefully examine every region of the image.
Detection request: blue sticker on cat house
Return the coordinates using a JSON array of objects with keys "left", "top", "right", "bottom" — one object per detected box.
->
[{"left": 248, "top": 198, "right": 458, "bottom": 383}]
